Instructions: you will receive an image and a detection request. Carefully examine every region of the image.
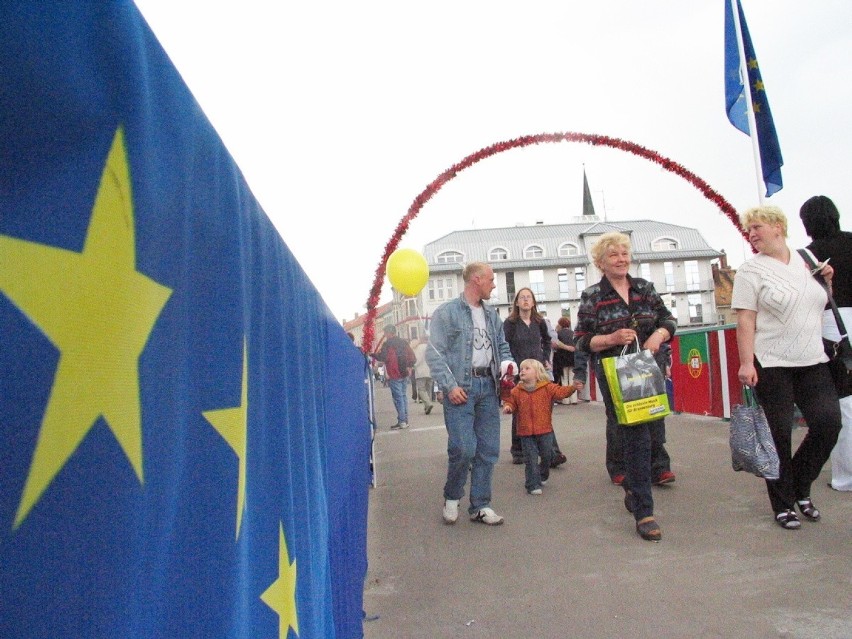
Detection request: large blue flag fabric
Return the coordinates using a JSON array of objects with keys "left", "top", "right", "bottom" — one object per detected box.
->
[
  {"left": 1, "top": 3, "right": 370, "bottom": 637},
  {"left": 724, "top": 0, "right": 783, "bottom": 197}
]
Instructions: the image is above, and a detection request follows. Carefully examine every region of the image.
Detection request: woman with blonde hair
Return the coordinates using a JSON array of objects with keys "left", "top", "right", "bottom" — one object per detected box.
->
[
  {"left": 574, "top": 232, "right": 676, "bottom": 541},
  {"left": 732, "top": 205, "right": 842, "bottom": 528}
]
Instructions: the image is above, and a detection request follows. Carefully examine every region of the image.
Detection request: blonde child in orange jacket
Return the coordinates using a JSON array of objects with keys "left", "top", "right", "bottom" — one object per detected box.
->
[{"left": 502, "top": 359, "right": 578, "bottom": 494}]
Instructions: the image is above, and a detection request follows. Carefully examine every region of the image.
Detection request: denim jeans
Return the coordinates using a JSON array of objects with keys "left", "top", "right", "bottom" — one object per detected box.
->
[
  {"left": 388, "top": 378, "right": 409, "bottom": 424},
  {"left": 521, "top": 432, "right": 554, "bottom": 491},
  {"left": 595, "top": 360, "right": 654, "bottom": 521},
  {"left": 443, "top": 376, "right": 501, "bottom": 513}
]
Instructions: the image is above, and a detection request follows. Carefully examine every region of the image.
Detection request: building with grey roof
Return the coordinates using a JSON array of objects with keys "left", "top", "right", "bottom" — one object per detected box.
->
[{"left": 391, "top": 216, "right": 724, "bottom": 340}]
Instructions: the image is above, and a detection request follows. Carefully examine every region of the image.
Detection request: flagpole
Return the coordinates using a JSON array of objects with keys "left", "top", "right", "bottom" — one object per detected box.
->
[{"left": 730, "top": 0, "right": 765, "bottom": 205}]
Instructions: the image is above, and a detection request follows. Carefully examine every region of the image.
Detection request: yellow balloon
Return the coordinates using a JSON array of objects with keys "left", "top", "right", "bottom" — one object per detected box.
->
[{"left": 387, "top": 248, "right": 429, "bottom": 296}]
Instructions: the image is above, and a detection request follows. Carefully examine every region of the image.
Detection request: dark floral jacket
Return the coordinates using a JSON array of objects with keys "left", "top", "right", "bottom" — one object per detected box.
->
[{"left": 574, "top": 275, "right": 677, "bottom": 360}]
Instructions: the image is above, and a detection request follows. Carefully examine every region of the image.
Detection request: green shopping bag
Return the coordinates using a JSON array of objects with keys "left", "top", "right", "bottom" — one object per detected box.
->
[{"left": 602, "top": 340, "right": 671, "bottom": 425}]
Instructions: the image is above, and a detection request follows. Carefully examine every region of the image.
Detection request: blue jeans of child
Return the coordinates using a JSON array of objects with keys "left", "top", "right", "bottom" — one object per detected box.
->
[
  {"left": 443, "top": 376, "right": 501, "bottom": 514},
  {"left": 388, "top": 377, "right": 409, "bottom": 424},
  {"left": 521, "top": 432, "right": 554, "bottom": 492}
]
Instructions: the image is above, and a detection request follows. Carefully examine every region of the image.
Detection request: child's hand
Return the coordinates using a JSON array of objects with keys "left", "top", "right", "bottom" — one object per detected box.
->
[{"left": 502, "top": 404, "right": 513, "bottom": 414}]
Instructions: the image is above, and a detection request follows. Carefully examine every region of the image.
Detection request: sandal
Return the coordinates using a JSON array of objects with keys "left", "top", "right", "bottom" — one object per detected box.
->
[
  {"left": 636, "top": 516, "right": 661, "bottom": 541},
  {"left": 775, "top": 510, "right": 801, "bottom": 529},
  {"left": 796, "top": 498, "right": 820, "bottom": 521}
]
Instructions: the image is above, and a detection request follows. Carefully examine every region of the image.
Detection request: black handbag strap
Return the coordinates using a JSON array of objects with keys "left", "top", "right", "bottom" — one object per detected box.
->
[{"left": 797, "top": 248, "right": 849, "bottom": 342}]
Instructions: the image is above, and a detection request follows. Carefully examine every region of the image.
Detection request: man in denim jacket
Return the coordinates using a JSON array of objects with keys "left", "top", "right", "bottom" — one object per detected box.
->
[{"left": 426, "top": 262, "right": 514, "bottom": 526}]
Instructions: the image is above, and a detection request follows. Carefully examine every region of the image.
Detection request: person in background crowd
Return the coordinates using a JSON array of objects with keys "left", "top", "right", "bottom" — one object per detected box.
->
[
  {"left": 373, "top": 325, "right": 416, "bottom": 430},
  {"left": 412, "top": 336, "right": 434, "bottom": 415},
  {"left": 575, "top": 232, "right": 676, "bottom": 541},
  {"left": 732, "top": 205, "right": 841, "bottom": 529},
  {"left": 800, "top": 195, "right": 852, "bottom": 491},
  {"left": 553, "top": 316, "right": 578, "bottom": 405},
  {"left": 572, "top": 348, "right": 592, "bottom": 402},
  {"left": 502, "top": 288, "right": 568, "bottom": 468},
  {"left": 426, "top": 262, "right": 515, "bottom": 526}
]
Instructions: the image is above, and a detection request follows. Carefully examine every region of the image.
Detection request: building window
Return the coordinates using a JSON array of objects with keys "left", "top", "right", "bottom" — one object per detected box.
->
[
  {"left": 558, "top": 268, "right": 570, "bottom": 300},
  {"left": 638, "top": 263, "right": 651, "bottom": 281},
  {"left": 505, "top": 271, "right": 516, "bottom": 303},
  {"left": 403, "top": 298, "right": 418, "bottom": 318},
  {"left": 427, "top": 277, "right": 455, "bottom": 301},
  {"left": 652, "top": 237, "right": 679, "bottom": 251},
  {"left": 529, "top": 269, "right": 545, "bottom": 299},
  {"left": 524, "top": 244, "right": 545, "bottom": 259},
  {"left": 574, "top": 267, "right": 586, "bottom": 295},
  {"left": 561, "top": 303, "right": 571, "bottom": 319},
  {"left": 489, "top": 246, "right": 509, "bottom": 261},
  {"left": 558, "top": 242, "right": 579, "bottom": 257},
  {"left": 685, "top": 260, "right": 700, "bottom": 291},
  {"left": 436, "top": 250, "right": 464, "bottom": 264},
  {"left": 664, "top": 262, "right": 675, "bottom": 292},
  {"left": 688, "top": 293, "right": 703, "bottom": 323}
]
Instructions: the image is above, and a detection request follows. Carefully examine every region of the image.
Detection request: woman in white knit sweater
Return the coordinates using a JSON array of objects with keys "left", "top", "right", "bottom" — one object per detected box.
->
[{"left": 731, "top": 205, "right": 842, "bottom": 530}]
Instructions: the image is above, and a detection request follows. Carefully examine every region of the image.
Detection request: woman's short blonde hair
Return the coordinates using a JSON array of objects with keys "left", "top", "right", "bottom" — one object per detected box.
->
[
  {"left": 590, "top": 232, "right": 631, "bottom": 268},
  {"left": 521, "top": 358, "right": 550, "bottom": 383},
  {"left": 739, "top": 205, "right": 788, "bottom": 237}
]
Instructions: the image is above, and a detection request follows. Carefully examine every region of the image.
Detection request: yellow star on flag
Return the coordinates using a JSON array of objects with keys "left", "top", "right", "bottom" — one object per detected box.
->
[
  {"left": 202, "top": 339, "right": 249, "bottom": 539},
  {"left": 0, "top": 127, "right": 172, "bottom": 529},
  {"left": 260, "top": 522, "right": 299, "bottom": 638}
]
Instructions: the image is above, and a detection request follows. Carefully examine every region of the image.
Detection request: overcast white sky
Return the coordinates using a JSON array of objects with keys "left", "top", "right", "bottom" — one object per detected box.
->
[{"left": 134, "top": 1, "right": 852, "bottom": 321}]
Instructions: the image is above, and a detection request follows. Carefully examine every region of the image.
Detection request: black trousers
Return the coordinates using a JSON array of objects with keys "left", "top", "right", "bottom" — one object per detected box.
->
[{"left": 754, "top": 361, "right": 842, "bottom": 513}]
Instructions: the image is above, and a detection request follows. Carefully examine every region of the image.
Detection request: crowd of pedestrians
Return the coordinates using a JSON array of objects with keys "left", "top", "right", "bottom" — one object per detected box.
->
[{"left": 367, "top": 196, "right": 849, "bottom": 541}]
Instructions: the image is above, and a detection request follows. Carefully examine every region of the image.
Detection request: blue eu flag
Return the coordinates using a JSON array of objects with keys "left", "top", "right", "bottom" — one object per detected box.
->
[
  {"left": 724, "top": 0, "right": 783, "bottom": 197},
  {"left": 1, "top": 2, "right": 370, "bottom": 637}
]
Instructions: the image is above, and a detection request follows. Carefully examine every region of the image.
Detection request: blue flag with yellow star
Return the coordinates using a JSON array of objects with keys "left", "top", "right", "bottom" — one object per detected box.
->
[
  {"left": 1, "top": 3, "right": 370, "bottom": 637},
  {"left": 724, "top": 0, "right": 783, "bottom": 197}
]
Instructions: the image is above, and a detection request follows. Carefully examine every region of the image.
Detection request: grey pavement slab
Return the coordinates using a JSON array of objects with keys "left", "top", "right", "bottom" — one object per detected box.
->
[{"left": 363, "top": 384, "right": 852, "bottom": 639}]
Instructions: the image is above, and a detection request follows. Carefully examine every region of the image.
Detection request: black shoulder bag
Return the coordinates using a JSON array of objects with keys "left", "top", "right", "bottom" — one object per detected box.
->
[{"left": 797, "top": 248, "right": 852, "bottom": 397}]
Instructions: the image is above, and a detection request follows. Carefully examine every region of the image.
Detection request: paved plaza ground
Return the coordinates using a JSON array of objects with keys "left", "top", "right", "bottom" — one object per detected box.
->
[{"left": 363, "top": 385, "right": 852, "bottom": 639}]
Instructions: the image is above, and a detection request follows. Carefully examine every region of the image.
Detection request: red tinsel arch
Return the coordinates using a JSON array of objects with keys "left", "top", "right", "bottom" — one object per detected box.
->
[{"left": 361, "top": 132, "right": 746, "bottom": 353}]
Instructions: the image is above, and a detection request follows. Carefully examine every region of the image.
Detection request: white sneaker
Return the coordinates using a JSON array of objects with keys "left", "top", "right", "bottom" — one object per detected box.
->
[
  {"left": 529, "top": 488, "right": 542, "bottom": 495},
  {"left": 391, "top": 421, "right": 409, "bottom": 430},
  {"left": 442, "top": 499, "right": 459, "bottom": 524},
  {"left": 470, "top": 507, "right": 504, "bottom": 525}
]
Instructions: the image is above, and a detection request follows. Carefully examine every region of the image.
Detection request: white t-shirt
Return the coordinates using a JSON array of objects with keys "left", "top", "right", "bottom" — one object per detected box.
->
[
  {"left": 470, "top": 303, "right": 493, "bottom": 369},
  {"left": 731, "top": 251, "right": 828, "bottom": 368}
]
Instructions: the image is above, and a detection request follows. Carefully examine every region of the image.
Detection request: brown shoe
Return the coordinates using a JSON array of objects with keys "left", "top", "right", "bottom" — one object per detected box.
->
[{"left": 636, "top": 517, "right": 661, "bottom": 541}]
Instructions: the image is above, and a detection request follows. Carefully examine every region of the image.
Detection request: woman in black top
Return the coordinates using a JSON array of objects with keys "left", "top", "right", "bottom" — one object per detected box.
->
[{"left": 801, "top": 195, "right": 852, "bottom": 491}]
